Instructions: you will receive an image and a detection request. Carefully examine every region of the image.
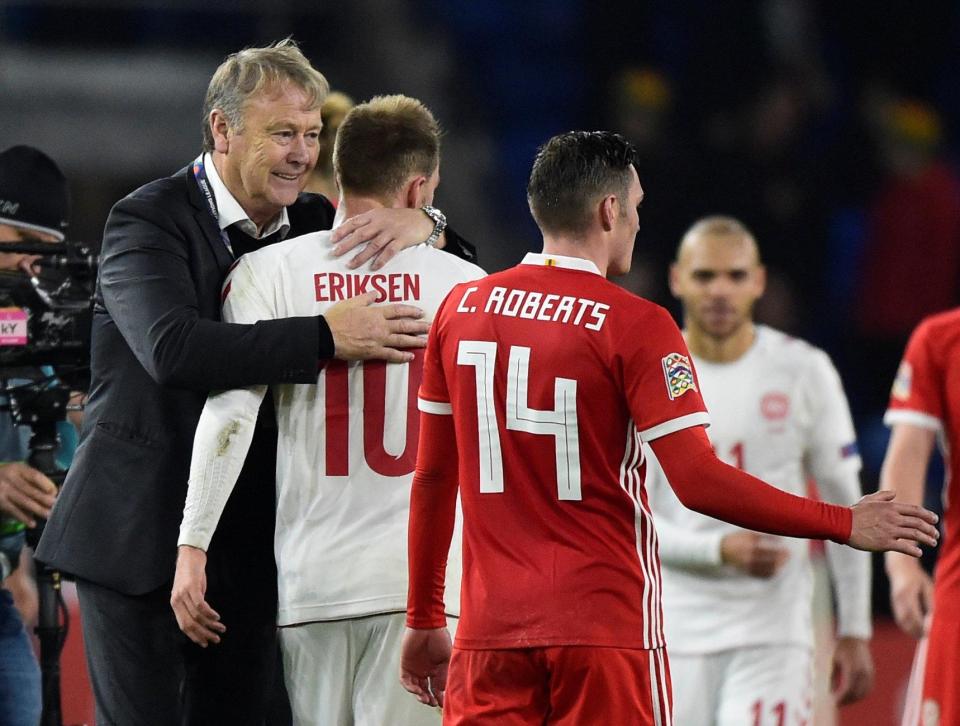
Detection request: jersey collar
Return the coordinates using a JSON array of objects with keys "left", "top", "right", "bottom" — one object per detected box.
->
[{"left": 520, "top": 252, "right": 602, "bottom": 276}]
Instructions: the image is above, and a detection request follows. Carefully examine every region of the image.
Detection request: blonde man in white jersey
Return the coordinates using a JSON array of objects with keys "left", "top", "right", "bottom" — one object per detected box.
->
[
  {"left": 646, "top": 216, "right": 874, "bottom": 725},
  {"left": 170, "top": 95, "right": 484, "bottom": 726}
]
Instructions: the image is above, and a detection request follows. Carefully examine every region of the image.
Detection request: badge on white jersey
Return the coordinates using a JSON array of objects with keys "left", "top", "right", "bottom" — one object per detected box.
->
[
  {"left": 760, "top": 391, "right": 790, "bottom": 420},
  {"left": 662, "top": 352, "right": 698, "bottom": 400}
]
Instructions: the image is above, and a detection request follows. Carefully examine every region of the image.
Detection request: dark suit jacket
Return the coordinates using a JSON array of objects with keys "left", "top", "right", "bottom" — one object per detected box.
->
[{"left": 36, "top": 166, "right": 336, "bottom": 595}]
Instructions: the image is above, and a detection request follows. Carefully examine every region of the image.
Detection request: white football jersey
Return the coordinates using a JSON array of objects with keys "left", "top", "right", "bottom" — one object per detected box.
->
[
  {"left": 647, "top": 325, "right": 870, "bottom": 653},
  {"left": 179, "top": 231, "right": 485, "bottom": 626}
]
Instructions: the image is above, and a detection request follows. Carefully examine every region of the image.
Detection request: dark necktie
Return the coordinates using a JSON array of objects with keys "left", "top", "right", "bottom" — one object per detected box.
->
[{"left": 226, "top": 225, "right": 283, "bottom": 258}]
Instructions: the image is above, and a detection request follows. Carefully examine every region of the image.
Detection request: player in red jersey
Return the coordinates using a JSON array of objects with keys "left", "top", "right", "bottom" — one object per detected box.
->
[
  {"left": 880, "top": 308, "right": 960, "bottom": 726},
  {"left": 400, "top": 131, "right": 940, "bottom": 726}
]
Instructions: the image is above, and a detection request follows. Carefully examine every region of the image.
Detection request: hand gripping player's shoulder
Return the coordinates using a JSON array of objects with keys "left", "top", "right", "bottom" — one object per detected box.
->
[{"left": 440, "top": 266, "right": 660, "bottom": 336}]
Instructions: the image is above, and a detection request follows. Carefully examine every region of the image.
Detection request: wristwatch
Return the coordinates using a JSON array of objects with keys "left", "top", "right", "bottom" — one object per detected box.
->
[{"left": 420, "top": 205, "right": 447, "bottom": 247}]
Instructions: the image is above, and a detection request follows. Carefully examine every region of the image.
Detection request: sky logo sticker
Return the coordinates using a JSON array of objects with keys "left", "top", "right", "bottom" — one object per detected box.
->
[
  {"left": 662, "top": 352, "right": 697, "bottom": 400},
  {"left": 0, "top": 308, "right": 28, "bottom": 346}
]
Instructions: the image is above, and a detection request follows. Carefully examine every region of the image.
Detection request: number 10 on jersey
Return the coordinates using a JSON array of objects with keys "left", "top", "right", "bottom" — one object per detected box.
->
[{"left": 457, "top": 340, "right": 582, "bottom": 501}]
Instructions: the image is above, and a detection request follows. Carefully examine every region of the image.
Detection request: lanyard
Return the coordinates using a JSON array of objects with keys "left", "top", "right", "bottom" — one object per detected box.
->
[{"left": 192, "top": 155, "right": 235, "bottom": 258}]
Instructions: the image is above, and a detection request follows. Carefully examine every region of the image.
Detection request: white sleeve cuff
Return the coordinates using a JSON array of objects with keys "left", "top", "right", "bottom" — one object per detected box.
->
[
  {"left": 418, "top": 398, "right": 452, "bottom": 415},
  {"left": 655, "top": 520, "right": 725, "bottom": 569},
  {"left": 884, "top": 408, "right": 942, "bottom": 433},
  {"left": 836, "top": 622, "right": 874, "bottom": 640},
  {"left": 640, "top": 412, "right": 710, "bottom": 442},
  {"left": 177, "top": 529, "right": 212, "bottom": 552}
]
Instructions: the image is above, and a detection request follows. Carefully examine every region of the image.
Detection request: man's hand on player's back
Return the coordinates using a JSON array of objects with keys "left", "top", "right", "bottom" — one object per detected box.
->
[
  {"left": 325, "top": 292, "right": 429, "bottom": 364},
  {"left": 848, "top": 490, "right": 939, "bottom": 556}
]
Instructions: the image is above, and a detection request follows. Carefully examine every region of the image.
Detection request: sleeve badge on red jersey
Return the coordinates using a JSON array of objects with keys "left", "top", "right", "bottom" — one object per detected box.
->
[
  {"left": 662, "top": 352, "right": 698, "bottom": 400},
  {"left": 891, "top": 360, "right": 912, "bottom": 401}
]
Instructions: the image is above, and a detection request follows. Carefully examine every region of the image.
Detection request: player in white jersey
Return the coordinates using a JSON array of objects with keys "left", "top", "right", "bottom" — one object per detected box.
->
[
  {"left": 646, "top": 216, "right": 874, "bottom": 725},
  {"left": 170, "top": 95, "right": 485, "bottom": 726}
]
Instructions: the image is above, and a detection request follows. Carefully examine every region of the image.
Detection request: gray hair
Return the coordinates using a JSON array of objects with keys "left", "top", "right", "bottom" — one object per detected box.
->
[{"left": 201, "top": 38, "right": 330, "bottom": 152}]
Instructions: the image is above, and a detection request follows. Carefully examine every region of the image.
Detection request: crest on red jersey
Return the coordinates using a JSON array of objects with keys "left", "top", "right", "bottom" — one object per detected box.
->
[
  {"left": 661, "top": 352, "right": 698, "bottom": 400},
  {"left": 761, "top": 392, "right": 790, "bottom": 420},
  {"left": 892, "top": 361, "right": 912, "bottom": 401}
]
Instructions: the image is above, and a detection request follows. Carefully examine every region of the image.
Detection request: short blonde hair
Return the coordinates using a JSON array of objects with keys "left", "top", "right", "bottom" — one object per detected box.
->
[
  {"left": 202, "top": 38, "right": 329, "bottom": 151},
  {"left": 333, "top": 94, "right": 440, "bottom": 199}
]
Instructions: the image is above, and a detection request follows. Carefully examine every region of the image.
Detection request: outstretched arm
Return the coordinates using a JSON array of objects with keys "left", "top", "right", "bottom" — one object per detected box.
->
[
  {"left": 649, "top": 426, "right": 939, "bottom": 553},
  {"left": 647, "top": 447, "right": 788, "bottom": 577}
]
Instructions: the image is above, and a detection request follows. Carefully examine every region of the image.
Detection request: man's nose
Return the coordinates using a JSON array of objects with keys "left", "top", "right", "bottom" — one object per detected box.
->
[
  {"left": 706, "top": 276, "right": 734, "bottom": 297},
  {"left": 287, "top": 135, "right": 310, "bottom": 164}
]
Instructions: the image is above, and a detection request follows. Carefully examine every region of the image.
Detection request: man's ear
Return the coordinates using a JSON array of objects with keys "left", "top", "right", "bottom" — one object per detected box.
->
[
  {"left": 755, "top": 264, "right": 768, "bottom": 298},
  {"left": 210, "top": 110, "right": 231, "bottom": 154},
  {"left": 668, "top": 263, "right": 682, "bottom": 299},
  {"left": 404, "top": 175, "right": 428, "bottom": 208},
  {"left": 600, "top": 194, "right": 618, "bottom": 232}
]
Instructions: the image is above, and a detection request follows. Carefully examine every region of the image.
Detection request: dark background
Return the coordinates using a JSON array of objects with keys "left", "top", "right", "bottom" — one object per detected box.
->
[{"left": 4, "top": 0, "right": 959, "bottom": 617}]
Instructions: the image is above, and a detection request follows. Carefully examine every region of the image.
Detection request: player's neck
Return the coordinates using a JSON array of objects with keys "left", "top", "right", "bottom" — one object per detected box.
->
[
  {"left": 332, "top": 195, "right": 397, "bottom": 229},
  {"left": 541, "top": 237, "right": 607, "bottom": 276},
  {"left": 684, "top": 321, "right": 756, "bottom": 363}
]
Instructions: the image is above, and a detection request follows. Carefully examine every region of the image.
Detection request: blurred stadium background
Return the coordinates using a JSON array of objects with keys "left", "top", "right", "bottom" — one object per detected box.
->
[{"left": 3, "top": 1, "right": 959, "bottom": 723}]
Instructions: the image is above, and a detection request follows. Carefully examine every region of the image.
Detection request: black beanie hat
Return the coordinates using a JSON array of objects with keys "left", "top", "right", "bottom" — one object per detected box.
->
[{"left": 0, "top": 145, "right": 69, "bottom": 241}]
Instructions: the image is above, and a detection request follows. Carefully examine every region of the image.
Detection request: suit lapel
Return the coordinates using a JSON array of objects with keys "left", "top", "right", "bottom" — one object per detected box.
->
[{"left": 183, "top": 165, "right": 234, "bottom": 271}]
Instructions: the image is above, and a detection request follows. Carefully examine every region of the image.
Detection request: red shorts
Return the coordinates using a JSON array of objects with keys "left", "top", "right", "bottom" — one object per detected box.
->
[
  {"left": 442, "top": 645, "right": 672, "bottom": 725},
  {"left": 901, "top": 613, "right": 960, "bottom": 726}
]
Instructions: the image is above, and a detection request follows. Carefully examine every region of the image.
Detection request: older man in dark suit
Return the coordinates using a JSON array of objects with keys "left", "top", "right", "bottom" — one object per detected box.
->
[{"left": 36, "top": 39, "right": 471, "bottom": 726}]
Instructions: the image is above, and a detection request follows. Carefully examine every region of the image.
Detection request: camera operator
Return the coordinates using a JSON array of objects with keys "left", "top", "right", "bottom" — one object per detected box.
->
[{"left": 0, "top": 144, "right": 70, "bottom": 726}]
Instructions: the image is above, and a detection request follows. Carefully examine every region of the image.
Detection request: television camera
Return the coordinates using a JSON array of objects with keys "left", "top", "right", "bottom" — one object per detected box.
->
[{"left": 0, "top": 238, "right": 96, "bottom": 726}]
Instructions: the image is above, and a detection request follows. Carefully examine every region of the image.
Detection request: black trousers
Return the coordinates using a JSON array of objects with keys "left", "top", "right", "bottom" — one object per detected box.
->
[
  {"left": 76, "top": 408, "right": 289, "bottom": 725},
  {"left": 76, "top": 547, "right": 280, "bottom": 726}
]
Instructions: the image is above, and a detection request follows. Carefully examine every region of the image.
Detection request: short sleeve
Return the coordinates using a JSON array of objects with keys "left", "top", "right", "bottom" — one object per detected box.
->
[
  {"left": 621, "top": 307, "right": 710, "bottom": 442},
  {"left": 220, "top": 256, "right": 277, "bottom": 325},
  {"left": 885, "top": 321, "right": 944, "bottom": 431},
  {"left": 417, "top": 288, "right": 455, "bottom": 415},
  {"left": 803, "top": 350, "right": 862, "bottom": 481}
]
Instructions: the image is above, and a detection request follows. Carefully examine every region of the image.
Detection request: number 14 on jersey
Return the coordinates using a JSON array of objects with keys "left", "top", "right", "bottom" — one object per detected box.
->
[{"left": 457, "top": 340, "right": 582, "bottom": 501}]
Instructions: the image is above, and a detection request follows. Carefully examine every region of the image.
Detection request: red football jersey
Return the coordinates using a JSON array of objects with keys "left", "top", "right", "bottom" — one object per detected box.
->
[
  {"left": 417, "top": 253, "right": 709, "bottom": 650},
  {"left": 886, "top": 307, "right": 960, "bottom": 619}
]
